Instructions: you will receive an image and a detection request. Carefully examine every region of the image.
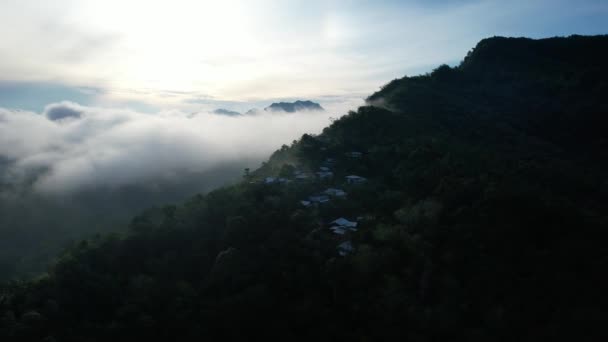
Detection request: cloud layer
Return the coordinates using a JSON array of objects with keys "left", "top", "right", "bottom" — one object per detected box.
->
[{"left": 0, "top": 102, "right": 338, "bottom": 194}]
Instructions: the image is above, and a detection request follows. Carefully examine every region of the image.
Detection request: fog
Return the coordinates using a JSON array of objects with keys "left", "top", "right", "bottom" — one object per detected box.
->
[
  {"left": 0, "top": 101, "right": 339, "bottom": 195},
  {"left": 0, "top": 101, "right": 342, "bottom": 279}
]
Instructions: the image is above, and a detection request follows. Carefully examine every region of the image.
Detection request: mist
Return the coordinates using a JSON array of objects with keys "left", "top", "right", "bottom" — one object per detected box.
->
[
  {"left": 0, "top": 101, "right": 338, "bottom": 195},
  {"left": 0, "top": 101, "right": 341, "bottom": 279}
]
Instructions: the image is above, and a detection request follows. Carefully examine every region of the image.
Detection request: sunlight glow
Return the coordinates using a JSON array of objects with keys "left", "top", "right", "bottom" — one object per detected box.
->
[
  {"left": 75, "top": 1, "right": 262, "bottom": 94},
  {"left": 1, "top": 0, "right": 607, "bottom": 109}
]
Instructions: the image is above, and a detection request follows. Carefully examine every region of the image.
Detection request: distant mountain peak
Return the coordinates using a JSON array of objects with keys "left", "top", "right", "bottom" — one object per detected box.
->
[
  {"left": 212, "top": 109, "right": 241, "bottom": 116},
  {"left": 264, "top": 100, "right": 324, "bottom": 113}
]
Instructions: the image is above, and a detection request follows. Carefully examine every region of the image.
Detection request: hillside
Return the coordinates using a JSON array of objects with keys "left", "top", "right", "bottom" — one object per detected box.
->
[
  {"left": 0, "top": 160, "right": 255, "bottom": 281},
  {"left": 1, "top": 35, "right": 608, "bottom": 341}
]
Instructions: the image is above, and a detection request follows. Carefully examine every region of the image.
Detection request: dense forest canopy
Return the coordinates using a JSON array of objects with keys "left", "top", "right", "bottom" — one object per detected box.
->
[
  {"left": 0, "top": 161, "right": 253, "bottom": 281},
  {"left": 1, "top": 35, "right": 607, "bottom": 341}
]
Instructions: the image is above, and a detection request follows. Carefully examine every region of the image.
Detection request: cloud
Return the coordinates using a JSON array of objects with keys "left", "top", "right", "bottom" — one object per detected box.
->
[
  {"left": 44, "top": 101, "right": 84, "bottom": 121},
  {"left": 0, "top": 102, "right": 339, "bottom": 194}
]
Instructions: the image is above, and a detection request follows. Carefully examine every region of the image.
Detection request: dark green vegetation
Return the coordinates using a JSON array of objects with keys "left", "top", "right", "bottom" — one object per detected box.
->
[
  {"left": 0, "top": 160, "right": 254, "bottom": 281},
  {"left": 2, "top": 35, "right": 608, "bottom": 341}
]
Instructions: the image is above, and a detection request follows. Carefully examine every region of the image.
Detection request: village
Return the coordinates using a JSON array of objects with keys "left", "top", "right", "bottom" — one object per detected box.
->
[{"left": 256, "top": 149, "right": 369, "bottom": 257}]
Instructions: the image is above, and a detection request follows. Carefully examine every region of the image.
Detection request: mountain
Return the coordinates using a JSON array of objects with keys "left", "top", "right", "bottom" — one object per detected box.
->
[
  {"left": 212, "top": 108, "right": 241, "bottom": 116},
  {"left": 367, "top": 35, "right": 608, "bottom": 163},
  {"left": 264, "top": 100, "right": 324, "bottom": 113},
  {"left": 244, "top": 101, "right": 324, "bottom": 115},
  {"left": 245, "top": 108, "right": 262, "bottom": 115},
  {"left": 2, "top": 35, "right": 608, "bottom": 341}
]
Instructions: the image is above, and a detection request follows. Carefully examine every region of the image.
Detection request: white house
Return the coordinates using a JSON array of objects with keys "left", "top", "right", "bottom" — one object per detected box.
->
[
  {"left": 330, "top": 227, "right": 347, "bottom": 235},
  {"left": 300, "top": 200, "right": 312, "bottom": 207},
  {"left": 337, "top": 241, "right": 354, "bottom": 256},
  {"left": 316, "top": 171, "right": 334, "bottom": 179},
  {"left": 331, "top": 218, "right": 358, "bottom": 229},
  {"left": 265, "top": 177, "right": 291, "bottom": 184},
  {"left": 309, "top": 195, "right": 330, "bottom": 204},
  {"left": 294, "top": 170, "right": 311, "bottom": 180},
  {"left": 346, "top": 175, "right": 367, "bottom": 184},
  {"left": 324, "top": 188, "right": 347, "bottom": 197},
  {"left": 319, "top": 166, "right": 331, "bottom": 172},
  {"left": 347, "top": 151, "right": 363, "bottom": 158}
]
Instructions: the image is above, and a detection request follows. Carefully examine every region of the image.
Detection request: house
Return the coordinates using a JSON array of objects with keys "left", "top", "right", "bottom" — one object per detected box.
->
[
  {"left": 324, "top": 188, "right": 347, "bottom": 197},
  {"left": 329, "top": 218, "right": 358, "bottom": 236},
  {"left": 265, "top": 177, "right": 291, "bottom": 184},
  {"left": 337, "top": 241, "right": 354, "bottom": 256},
  {"left": 325, "top": 158, "right": 335, "bottom": 164},
  {"left": 309, "top": 195, "right": 330, "bottom": 204},
  {"left": 294, "top": 170, "right": 311, "bottom": 180},
  {"left": 319, "top": 166, "right": 330, "bottom": 172},
  {"left": 300, "top": 200, "right": 312, "bottom": 207},
  {"left": 316, "top": 171, "right": 334, "bottom": 179},
  {"left": 346, "top": 175, "right": 367, "bottom": 184},
  {"left": 215, "top": 247, "right": 237, "bottom": 263},
  {"left": 331, "top": 217, "right": 358, "bottom": 229},
  {"left": 330, "top": 227, "right": 347, "bottom": 235},
  {"left": 347, "top": 151, "right": 363, "bottom": 158}
]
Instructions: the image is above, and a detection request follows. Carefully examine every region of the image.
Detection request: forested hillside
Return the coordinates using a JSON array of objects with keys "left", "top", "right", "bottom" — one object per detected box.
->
[
  {"left": 1, "top": 35, "right": 607, "bottom": 341},
  {"left": 0, "top": 160, "right": 254, "bottom": 281}
]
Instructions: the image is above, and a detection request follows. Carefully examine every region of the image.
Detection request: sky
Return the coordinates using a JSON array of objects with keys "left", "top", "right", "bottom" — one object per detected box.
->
[{"left": 0, "top": 0, "right": 607, "bottom": 113}]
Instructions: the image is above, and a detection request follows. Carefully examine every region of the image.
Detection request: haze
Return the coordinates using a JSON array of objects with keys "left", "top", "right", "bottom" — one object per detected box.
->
[{"left": 0, "top": 103, "right": 337, "bottom": 194}]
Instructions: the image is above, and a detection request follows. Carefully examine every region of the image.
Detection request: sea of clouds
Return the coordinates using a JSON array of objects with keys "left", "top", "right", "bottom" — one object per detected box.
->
[{"left": 0, "top": 101, "right": 341, "bottom": 195}]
